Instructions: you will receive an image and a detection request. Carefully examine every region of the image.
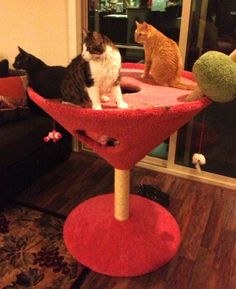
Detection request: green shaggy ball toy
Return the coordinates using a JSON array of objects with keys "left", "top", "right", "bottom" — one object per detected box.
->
[{"left": 193, "top": 50, "right": 236, "bottom": 103}]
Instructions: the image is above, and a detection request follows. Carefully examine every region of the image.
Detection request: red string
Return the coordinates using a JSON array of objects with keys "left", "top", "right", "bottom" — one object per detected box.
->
[
  {"left": 198, "top": 111, "right": 206, "bottom": 153},
  {"left": 52, "top": 119, "right": 56, "bottom": 130}
]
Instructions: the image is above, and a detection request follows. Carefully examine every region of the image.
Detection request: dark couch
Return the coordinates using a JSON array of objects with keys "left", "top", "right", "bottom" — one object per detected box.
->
[{"left": 0, "top": 63, "right": 72, "bottom": 203}]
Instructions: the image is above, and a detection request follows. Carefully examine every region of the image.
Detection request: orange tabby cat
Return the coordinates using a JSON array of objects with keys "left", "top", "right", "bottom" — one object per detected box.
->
[{"left": 135, "top": 21, "right": 195, "bottom": 90}]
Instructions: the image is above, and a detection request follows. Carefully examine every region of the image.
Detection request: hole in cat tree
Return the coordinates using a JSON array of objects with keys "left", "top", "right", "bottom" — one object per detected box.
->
[
  {"left": 77, "top": 130, "right": 119, "bottom": 147},
  {"left": 121, "top": 85, "right": 141, "bottom": 94}
]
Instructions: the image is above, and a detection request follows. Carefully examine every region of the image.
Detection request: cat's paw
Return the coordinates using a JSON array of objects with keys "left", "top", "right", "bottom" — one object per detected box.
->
[
  {"left": 117, "top": 101, "right": 129, "bottom": 109},
  {"left": 101, "top": 95, "right": 110, "bottom": 103},
  {"left": 141, "top": 72, "right": 148, "bottom": 79},
  {"left": 92, "top": 104, "right": 102, "bottom": 110}
]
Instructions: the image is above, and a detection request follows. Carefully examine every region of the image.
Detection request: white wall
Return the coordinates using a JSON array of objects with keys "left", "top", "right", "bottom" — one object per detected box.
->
[{"left": 0, "top": 0, "right": 70, "bottom": 67}]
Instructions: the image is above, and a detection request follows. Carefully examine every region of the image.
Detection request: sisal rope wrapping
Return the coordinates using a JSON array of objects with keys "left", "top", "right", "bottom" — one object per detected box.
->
[{"left": 114, "top": 169, "right": 130, "bottom": 221}]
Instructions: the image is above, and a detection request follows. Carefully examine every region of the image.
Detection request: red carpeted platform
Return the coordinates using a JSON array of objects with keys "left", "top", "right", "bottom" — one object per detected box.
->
[
  {"left": 28, "top": 63, "right": 211, "bottom": 277},
  {"left": 28, "top": 63, "right": 210, "bottom": 170},
  {"left": 63, "top": 194, "right": 180, "bottom": 277}
]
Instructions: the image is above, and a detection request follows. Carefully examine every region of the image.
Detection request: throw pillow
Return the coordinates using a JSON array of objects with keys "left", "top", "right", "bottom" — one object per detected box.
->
[
  {"left": 0, "top": 76, "right": 27, "bottom": 108},
  {"left": 0, "top": 76, "right": 29, "bottom": 125}
]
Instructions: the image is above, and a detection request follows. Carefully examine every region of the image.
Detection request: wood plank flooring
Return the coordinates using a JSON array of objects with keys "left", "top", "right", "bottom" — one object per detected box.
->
[{"left": 17, "top": 152, "right": 236, "bottom": 289}]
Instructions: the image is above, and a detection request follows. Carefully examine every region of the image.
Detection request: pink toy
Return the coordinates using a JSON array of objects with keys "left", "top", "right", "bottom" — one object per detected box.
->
[{"left": 44, "top": 129, "right": 62, "bottom": 143}]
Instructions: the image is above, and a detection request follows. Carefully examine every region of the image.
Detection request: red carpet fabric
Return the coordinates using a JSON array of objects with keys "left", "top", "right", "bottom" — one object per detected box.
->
[
  {"left": 64, "top": 194, "right": 181, "bottom": 277},
  {"left": 27, "top": 63, "right": 210, "bottom": 169}
]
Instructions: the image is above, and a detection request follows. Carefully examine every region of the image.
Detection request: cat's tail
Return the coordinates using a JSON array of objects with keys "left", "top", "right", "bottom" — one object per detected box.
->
[
  {"left": 171, "top": 80, "right": 196, "bottom": 90},
  {"left": 185, "top": 85, "right": 204, "bottom": 101}
]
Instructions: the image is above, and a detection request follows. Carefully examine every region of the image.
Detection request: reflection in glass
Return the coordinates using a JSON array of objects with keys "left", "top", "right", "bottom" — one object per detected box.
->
[{"left": 176, "top": 0, "right": 236, "bottom": 178}]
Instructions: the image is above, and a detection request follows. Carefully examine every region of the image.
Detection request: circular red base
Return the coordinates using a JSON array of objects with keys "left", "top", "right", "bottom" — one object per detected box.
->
[{"left": 64, "top": 194, "right": 181, "bottom": 277}]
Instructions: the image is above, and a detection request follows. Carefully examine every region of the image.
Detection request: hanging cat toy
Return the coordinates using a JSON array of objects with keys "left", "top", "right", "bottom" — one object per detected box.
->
[
  {"left": 44, "top": 120, "right": 62, "bottom": 143},
  {"left": 192, "top": 112, "right": 206, "bottom": 172}
]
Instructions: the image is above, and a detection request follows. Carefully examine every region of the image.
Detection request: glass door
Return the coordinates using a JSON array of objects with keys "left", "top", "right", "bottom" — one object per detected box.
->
[
  {"left": 88, "top": 0, "right": 183, "bottom": 63},
  {"left": 88, "top": 0, "right": 184, "bottom": 161},
  {"left": 175, "top": 0, "right": 236, "bottom": 178},
  {"left": 83, "top": 0, "right": 236, "bottom": 188}
]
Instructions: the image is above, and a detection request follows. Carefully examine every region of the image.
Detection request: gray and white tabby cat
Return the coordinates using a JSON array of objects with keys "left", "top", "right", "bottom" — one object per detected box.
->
[{"left": 61, "top": 30, "right": 128, "bottom": 110}]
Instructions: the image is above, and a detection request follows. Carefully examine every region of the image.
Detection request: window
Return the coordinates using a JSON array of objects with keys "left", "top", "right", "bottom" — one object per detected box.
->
[
  {"left": 176, "top": 0, "right": 236, "bottom": 178},
  {"left": 84, "top": 0, "right": 236, "bottom": 187},
  {"left": 88, "top": 0, "right": 184, "bottom": 161}
]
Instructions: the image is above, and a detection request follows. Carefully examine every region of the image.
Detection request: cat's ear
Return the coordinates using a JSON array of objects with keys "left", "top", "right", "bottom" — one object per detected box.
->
[
  {"left": 18, "top": 46, "right": 26, "bottom": 53},
  {"left": 135, "top": 21, "right": 141, "bottom": 27},
  {"left": 82, "top": 29, "right": 88, "bottom": 39}
]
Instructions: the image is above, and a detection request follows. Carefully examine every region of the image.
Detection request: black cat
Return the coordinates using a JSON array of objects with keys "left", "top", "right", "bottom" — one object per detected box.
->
[{"left": 13, "top": 47, "right": 66, "bottom": 99}]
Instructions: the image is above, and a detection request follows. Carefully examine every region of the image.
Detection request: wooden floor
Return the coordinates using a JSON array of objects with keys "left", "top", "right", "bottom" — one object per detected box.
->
[{"left": 17, "top": 152, "right": 236, "bottom": 289}]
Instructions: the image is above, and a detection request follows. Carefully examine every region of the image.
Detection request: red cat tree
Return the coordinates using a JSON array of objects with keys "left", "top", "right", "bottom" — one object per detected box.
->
[{"left": 28, "top": 63, "right": 210, "bottom": 277}]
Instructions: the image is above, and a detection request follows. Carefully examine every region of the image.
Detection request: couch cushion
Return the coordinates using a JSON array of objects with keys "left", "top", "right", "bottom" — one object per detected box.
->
[
  {"left": 0, "top": 114, "right": 72, "bottom": 199},
  {"left": 0, "top": 114, "right": 54, "bottom": 169},
  {"left": 0, "top": 106, "right": 30, "bottom": 125}
]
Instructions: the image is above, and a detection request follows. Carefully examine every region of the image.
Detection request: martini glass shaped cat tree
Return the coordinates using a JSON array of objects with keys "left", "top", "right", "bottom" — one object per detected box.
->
[{"left": 28, "top": 63, "right": 210, "bottom": 277}]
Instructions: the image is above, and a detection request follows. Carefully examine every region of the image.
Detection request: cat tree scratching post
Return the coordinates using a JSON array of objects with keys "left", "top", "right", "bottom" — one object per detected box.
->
[
  {"left": 27, "top": 63, "right": 211, "bottom": 277},
  {"left": 114, "top": 169, "right": 130, "bottom": 221}
]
